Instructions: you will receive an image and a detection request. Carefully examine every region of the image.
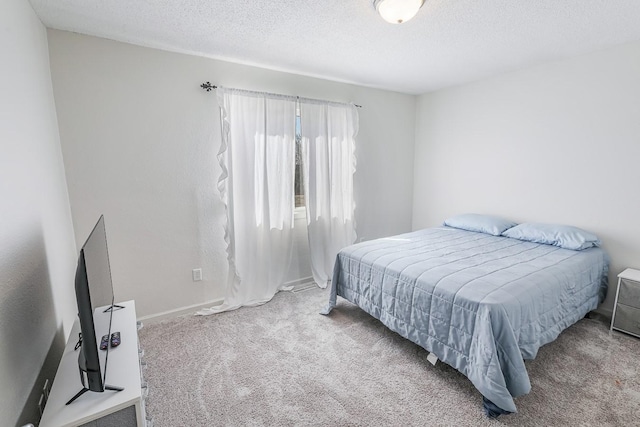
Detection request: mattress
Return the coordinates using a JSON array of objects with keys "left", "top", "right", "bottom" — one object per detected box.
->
[{"left": 322, "top": 226, "right": 609, "bottom": 413}]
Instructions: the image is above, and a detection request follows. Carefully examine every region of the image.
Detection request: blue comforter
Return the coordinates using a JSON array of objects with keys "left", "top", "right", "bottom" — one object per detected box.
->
[{"left": 322, "top": 227, "right": 608, "bottom": 413}]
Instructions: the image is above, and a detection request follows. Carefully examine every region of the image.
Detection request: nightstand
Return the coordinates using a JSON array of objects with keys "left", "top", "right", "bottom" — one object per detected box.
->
[{"left": 610, "top": 268, "right": 640, "bottom": 338}]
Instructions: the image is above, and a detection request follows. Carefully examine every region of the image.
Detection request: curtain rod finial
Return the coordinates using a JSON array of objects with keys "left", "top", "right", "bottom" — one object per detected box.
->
[{"left": 200, "top": 82, "right": 217, "bottom": 92}]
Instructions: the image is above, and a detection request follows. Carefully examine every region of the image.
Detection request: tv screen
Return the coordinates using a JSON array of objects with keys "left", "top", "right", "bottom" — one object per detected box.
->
[
  {"left": 81, "top": 216, "right": 115, "bottom": 310},
  {"left": 68, "top": 215, "right": 117, "bottom": 404}
]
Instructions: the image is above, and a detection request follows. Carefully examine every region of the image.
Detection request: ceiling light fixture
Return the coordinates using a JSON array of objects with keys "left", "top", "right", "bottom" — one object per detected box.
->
[{"left": 374, "top": 0, "right": 425, "bottom": 24}]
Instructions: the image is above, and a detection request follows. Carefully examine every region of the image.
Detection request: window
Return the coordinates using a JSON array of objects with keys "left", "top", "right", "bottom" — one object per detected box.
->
[{"left": 294, "top": 114, "right": 305, "bottom": 208}]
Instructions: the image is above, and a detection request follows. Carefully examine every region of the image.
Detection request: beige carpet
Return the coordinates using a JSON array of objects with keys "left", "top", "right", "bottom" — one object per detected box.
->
[{"left": 138, "top": 287, "right": 640, "bottom": 426}]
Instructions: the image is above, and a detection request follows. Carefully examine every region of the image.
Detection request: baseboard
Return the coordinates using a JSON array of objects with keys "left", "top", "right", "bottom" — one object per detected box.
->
[
  {"left": 137, "top": 276, "right": 315, "bottom": 324},
  {"left": 137, "top": 298, "right": 224, "bottom": 324},
  {"left": 285, "top": 276, "right": 314, "bottom": 290},
  {"left": 592, "top": 306, "right": 613, "bottom": 319},
  {"left": 292, "top": 282, "right": 318, "bottom": 293}
]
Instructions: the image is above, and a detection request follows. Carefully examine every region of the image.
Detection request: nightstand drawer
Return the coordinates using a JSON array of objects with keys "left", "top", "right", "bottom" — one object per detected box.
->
[
  {"left": 619, "top": 278, "right": 640, "bottom": 309},
  {"left": 613, "top": 304, "right": 640, "bottom": 336}
]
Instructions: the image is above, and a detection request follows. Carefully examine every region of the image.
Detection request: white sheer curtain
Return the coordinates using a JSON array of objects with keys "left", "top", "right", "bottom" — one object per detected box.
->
[
  {"left": 198, "top": 88, "right": 297, "bottom": 315},
  {"left": 299, "top": 99, "right": 358, "bottom": 288}
]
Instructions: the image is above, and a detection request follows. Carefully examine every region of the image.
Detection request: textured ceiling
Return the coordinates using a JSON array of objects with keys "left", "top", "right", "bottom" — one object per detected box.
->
[{"left": 29, "top": 0, "right": 640, "bottom": 94}]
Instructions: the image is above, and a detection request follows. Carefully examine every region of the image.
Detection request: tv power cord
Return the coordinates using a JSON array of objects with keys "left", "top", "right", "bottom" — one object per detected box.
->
[{"left": 73, "top": 333, "right": 83, "bottom": 351}]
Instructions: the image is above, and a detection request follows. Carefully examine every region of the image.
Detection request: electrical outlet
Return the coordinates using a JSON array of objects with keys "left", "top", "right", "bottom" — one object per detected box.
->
[
  {"left": 37, "top": 378, "right": 50, "bottom": 418},
  {"left": 38, "top": 394, "right": 45, "bottom": 417},
  {"left": 192, "top": 268, "right": 202, "bottom": 282},
  {"left": 43, "top": 378, "right": 50, "bottom": 401}
]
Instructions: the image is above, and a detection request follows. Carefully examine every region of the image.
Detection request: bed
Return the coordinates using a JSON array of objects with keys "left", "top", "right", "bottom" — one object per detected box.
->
[{"left": 321, "top": 221, "right": 609, "bottom": 415}]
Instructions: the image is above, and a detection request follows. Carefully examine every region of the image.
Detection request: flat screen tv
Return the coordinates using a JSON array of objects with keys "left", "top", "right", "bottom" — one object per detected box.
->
[{"left": 67, "top": 215, "right": 123, "bottom": 405}]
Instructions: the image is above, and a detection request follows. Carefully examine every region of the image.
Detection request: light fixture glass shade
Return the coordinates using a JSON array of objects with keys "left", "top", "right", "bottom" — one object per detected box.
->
[{"left": 374, "top": 0, "right": 424, "bottom": 24}]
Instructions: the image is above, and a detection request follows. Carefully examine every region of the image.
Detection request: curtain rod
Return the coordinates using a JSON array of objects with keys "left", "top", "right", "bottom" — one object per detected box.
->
[{"left": 200, "top": 82, "right": 362, "bottom": 108}]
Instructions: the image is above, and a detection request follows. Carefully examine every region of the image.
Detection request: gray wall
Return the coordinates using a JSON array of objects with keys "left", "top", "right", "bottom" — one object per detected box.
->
[
  {"left": 413, "top": 40, "right": 640, "bottom": 314},
  {"left": 0, "top": 1, "right": 77, "bottom": 425},
  {"left": 47, "top": 30, "right": 417, "bottom": 318}
]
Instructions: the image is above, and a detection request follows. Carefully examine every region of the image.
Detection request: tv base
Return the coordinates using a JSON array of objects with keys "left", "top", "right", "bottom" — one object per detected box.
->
[
  {"left": 66, "top": 384, "right": 125, "bottom": 405},
  {"left": 104, "top": 304, "right": 126, "bottom": 313}
]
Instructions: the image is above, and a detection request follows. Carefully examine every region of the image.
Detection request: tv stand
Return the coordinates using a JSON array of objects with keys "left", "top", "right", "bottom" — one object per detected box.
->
[{"left": 40, "top": 301, "right": 149, "bottom": 427}]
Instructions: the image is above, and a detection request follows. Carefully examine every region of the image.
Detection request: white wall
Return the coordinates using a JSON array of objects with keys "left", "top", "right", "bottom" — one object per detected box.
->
[
  {"left": 47, "top": 30, "right": 416, "bottom": 318},
  {"left": 413, "top": 41, "right": 640, "bottom": 313},
  {"left": 0, "top": 2, "right": 77, "bottom": 425}
]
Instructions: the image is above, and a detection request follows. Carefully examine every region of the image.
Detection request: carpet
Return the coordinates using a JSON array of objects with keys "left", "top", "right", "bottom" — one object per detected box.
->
[{"left": 138, "top": 287, "right": 640, "bottom": 426}]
